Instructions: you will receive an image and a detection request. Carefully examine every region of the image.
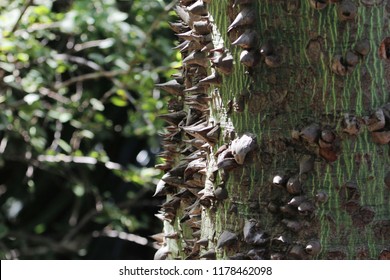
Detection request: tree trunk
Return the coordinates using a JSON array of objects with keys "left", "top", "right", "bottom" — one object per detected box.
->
[{"left": 155, "top": 0, "right": 390, "bottom": 260}]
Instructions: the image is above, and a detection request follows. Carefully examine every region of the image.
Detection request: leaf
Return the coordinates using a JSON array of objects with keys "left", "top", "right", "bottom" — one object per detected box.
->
[
  {"left": 33, "top": 5, "right": 50, "bottom": 16},
  {"left": 99, "top": 38, "right": 115, "bottom": 49},
  {"left": 107, "top": 10, "right": 128, "bottom": 23},
  {"left": 16, "top": 53, "right": 29, "bottom": 62},
  {"left": 59, "top": 112, "right": 72, "bottom": 123},
  {"left": 116, "top": 89, "right": 127, "bottom": 98},
  {"left": 114, "top": 58, "right": 130, "bottom": 70},
  {"left": 31, "top": 137, "right": 47, "bottom": 151},
  {"left": 48, "top": 110, "right": 72, "bottom": 123},
  {"left": 60, "top": 11, "right": 77, "bottom": 33},
  {"left": 0, "top": 62, "right": 15, "bottom": 72},
  {"left": 90, "top": 98, "right": 104, "bottom": 111},
  {"left": 0, "top": 224, "right": 9, "bottom": 239},
  {"left": 34, "top": 224, "right": 46, "bottom": 234},
  {"left": 24, "top": 93, "right": 40, "bottom": 105},
  {"left": 110, "top": 96, "right": 127, "bottom": 107},
  {"left": 0, "top": 38, "right": 14, "bottom": 52},
  {"left": 72, "top": 184, "right": 85, "bottom": 197},
  {"left": 80, "top": 130, "right": 94, "bottom": 139},
  {"left": 58, "top": 139, "right": 72, "bottom": 153}
]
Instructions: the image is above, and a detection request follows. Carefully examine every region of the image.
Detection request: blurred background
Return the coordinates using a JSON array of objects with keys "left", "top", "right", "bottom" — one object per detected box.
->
[{"left": 0, "top": 0, "right": 178, "bottom": 259}]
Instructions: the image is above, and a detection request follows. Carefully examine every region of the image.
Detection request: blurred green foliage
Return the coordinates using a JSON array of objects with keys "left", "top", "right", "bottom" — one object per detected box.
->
[{"left": 0, "top": 0, "right": 178, "bottom": 259}]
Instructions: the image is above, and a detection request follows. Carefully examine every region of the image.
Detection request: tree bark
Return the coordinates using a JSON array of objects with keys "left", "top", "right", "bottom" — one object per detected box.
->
[{"left": 155, "top": 0, "right": 390, "bottom": 260}]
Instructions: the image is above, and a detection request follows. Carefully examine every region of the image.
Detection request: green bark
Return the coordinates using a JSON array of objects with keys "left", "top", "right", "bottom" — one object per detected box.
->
[{"left": 157, "top": 0, "right": 390, "bottom": 260}]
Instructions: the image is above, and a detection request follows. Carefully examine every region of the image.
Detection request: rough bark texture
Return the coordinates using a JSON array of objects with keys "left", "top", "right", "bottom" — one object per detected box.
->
[{"left": 155, "top": 0, "right": 390, "bottom": 260}]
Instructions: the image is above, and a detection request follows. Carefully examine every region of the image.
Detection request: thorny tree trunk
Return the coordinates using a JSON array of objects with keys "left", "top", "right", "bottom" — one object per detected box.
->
[{"left": 154, "top": 0, "right": 390, "bottom": 260}]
